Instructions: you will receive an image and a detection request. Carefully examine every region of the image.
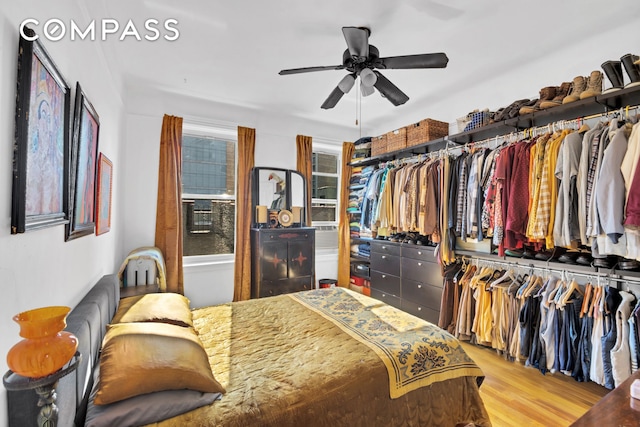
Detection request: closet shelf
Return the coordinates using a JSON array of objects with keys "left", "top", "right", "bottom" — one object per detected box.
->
[
  {"left": 350, "top": 237, "right": 372, "bottom": 244},
  {"left": 349, "top": 84, "right": 640, "bottom": 166},
  {"left": 350, "top": 254, "right": 370, "bottom": 262},
  {"left": 455, "top": 249, "right": 599, "bottom": 275}
]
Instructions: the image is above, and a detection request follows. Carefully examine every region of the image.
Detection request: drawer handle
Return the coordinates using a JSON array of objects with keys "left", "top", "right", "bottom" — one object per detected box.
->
[
  {"left": 417, "top": 284, "right": 422, "bottom": 289},
  {"left": 382, "top": 245, "right": 386, "bottom": 250},
  {"left": 381, "top": 255, "right": 386, "bottom": 259},
  {"left": 418, "top": 262, "right": 422, "bottom": 266},
  {"left": 418, "top": 307, "right": 422, "bottom": 311},
  {"left": 418, "top": 251, "right": 422, "bottom": 255},
  {"left": 381, "top": 274, "right": 386, "bottom": 279},
  {"left": 382, "top": 294, "right": 386, "bottom": 297}
]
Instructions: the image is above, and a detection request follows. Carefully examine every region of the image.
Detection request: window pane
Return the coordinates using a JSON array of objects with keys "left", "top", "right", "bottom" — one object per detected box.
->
[
  {"left": 182, "top": 135, "right": 235, "bottom": 196},
  {"left": 311, "top": 203, "right": 336, "bottom": 222},
  {"left": 312, "top": 152, "right": 338, "bottom": 174},
  {"left": 312, "top": 176, "right": 337, "bottom": 199},
  {"left": 182, "top": 132, "right": 236, "bottom": 256},
  {"left": 182, "top": 199, "right": 235, "bottom": 256}
]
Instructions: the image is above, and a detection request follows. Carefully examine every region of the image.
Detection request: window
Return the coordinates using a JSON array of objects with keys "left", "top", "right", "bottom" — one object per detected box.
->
[
  {"left": 182, "top": 124, "right": 236, "bottom": 257},
  {"left": 311, "top": 149, "right": 340, "bottom": 224}
]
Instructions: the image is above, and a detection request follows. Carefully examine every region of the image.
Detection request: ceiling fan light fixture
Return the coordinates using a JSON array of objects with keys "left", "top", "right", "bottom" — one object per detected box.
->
[
  {"left": 338, "top": 73, "right": 356, "bottom": 93},
  {"left": 360, "top": 68, "right": 377, "bottom": 87},
  {"left": 361, "top": 82, "right": 375, "bottom": 97}
]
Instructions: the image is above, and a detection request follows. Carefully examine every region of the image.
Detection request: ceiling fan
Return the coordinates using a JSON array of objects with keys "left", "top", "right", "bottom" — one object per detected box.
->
[{"left": 279, "top": 26, "right": 449, "bottom": 109}]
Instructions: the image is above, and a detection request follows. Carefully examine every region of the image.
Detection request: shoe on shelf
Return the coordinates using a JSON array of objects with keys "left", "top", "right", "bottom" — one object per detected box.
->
[
  {"left": 563, "top": 76, "right": 587, "bottom": 104},
  {"left": 520, "top": 87, "right": 557, "bottom": 115},
  {"left": 601, "top": 60, "right": 624, "bottom": 94},
  {"left": 575, "top": 253, "right": 594, "bottom": 266},
  {"left": 389, "top": 233, "right": 403, "bottom": 243},
  {"left": 403, "top": 232, "right": 417, "bottom": 244},
  {"left": 540, "top": 82, "right": 572, "bottom": 109},
  {"left": 505, "top": 249, "right": 524, "bottom": 258},
  {"left": 494, "top": 99, "right": 530, "bottom": 122},
  {"left": 621, "top": 54, "right": 640, "bottom": 88},
  {"left": 558, "top": 251, "right": 580, "bottom": 265},
  {"left": 618, "top": 258, "right": 640, "bottom": 271},
  {"left": 580, "top": 70, "right": 603, "bottom": 99},
  {"left": 592, "top": 257, "right": 611, "bottom": 269},
  {"left": 522, "top": 247, "right": 536, "bottom": 259},
  {"left": 534, "top": 250, "right": 554, "bottom": 261}
]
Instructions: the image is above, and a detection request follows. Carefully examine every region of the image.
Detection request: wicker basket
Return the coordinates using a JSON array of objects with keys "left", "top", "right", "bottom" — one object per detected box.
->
[
  {"left": 371, "top": 134, "right": 387, "bottom": 156},
  {"left": 406, "top": 118, "right": 449, "bottom": 147},
  {"left": 385, "top": 127, "right": 407, "bottom": 152}
]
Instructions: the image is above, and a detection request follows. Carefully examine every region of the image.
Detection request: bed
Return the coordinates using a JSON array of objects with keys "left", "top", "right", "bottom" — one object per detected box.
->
[{"left": 6, "top": 275, "right": 491, "bottom": 426}]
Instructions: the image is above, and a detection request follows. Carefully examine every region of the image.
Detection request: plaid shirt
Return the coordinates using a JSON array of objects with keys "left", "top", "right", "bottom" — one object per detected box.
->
[
  {"left": 531, "top": 131, "right": 567, "bottom": 245},
  {"left": 526, "top": 134, "right": 550, "bottom": 240},
  {"left": 586, "top": 127, "right": 609, "bottom": 237},
  {"left": 455, "top": 154, "right": 468, "bottom": 237}
]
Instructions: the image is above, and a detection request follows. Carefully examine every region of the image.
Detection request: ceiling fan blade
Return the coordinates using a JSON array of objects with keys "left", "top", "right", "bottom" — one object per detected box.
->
[
  {"left": 342, "top": 26, "right": 369, "bottom": 61},
  {"left": 279, "top": 65, "right": 345, "bottom": 75},
  {"left": 321, "top": 86, "right": 345, "bottom": 109},
  {"left": 373, "top": 71, "right": 409, "bottom": 106},
  {"left": 379, "top": 53, "right": 449, "bottom": 69}
]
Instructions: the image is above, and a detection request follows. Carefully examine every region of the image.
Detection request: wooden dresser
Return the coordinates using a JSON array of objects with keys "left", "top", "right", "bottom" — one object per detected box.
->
[
  {"left": 251, "top": 227, "right": 315, "bottom": 298},
  {"left": 571, "top": 370, "right": 640, "bottom": 426}
]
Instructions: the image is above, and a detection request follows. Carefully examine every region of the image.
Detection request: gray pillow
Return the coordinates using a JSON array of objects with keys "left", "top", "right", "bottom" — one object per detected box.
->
[{"left": 85, "top": 366, "right": 221, "bottom": 427}]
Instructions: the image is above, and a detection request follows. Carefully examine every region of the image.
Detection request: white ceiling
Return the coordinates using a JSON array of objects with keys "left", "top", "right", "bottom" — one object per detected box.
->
[{"left": 88, "top": 0, "right": 640, "bottom": 136}]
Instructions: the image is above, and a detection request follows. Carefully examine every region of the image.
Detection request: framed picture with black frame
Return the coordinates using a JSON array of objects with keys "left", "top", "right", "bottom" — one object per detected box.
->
[
  {"left": 11, "top": 26, "right": 71, "bottom": 233},
  {"left": 65, "top": 82, "right": 100, "bottom": 241}
]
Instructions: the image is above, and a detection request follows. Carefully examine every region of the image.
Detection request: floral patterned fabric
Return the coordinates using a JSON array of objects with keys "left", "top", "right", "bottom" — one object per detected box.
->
[{"left": 290, "top": 287, "right": 484, "bottom": 398}]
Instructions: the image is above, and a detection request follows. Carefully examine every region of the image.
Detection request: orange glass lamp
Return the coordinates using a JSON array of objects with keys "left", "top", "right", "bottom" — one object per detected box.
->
[{"left": 7, "top": 306, "right": 78, "bottom": 378}]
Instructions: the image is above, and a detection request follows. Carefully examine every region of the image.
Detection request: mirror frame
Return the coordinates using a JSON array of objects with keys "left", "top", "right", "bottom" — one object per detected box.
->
[{"left": 251, "top": 167, "right": 307, "bottom": 227}]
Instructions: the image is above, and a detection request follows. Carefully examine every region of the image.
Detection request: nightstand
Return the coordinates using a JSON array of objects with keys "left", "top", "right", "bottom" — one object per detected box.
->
[{"left": 3, "top": 352, "right": 81, "bottom": 427}]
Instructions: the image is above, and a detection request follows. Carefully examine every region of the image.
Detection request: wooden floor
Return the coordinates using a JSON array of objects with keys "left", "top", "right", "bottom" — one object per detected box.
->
[{"left": 461, "top": 342, "right": 609, "bottom": 427}]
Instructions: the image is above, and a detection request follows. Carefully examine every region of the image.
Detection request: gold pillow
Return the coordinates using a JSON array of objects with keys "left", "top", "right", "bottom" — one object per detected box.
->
[
  {"left": 112, "top": 293, "right": 193, "bottom": 327},
  {"left": 94, "top": 322, "right": 225, "bottom": 405}
]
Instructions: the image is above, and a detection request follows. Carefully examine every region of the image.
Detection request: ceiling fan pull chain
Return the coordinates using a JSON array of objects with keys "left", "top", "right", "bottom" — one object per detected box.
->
[{"left": 355, "top": 82, "right": 360, "bottom": 126}]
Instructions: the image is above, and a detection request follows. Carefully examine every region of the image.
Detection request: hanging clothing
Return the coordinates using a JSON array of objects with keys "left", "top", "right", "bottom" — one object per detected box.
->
[
  {"left": 553, "top": 132, "right": 582, "bottom": 248},
  {"left": 595, "top": 119, "right": 628, "bottom": 244},
  {"left": 611, "top": 291, "right": 636, "bottom": 388}
]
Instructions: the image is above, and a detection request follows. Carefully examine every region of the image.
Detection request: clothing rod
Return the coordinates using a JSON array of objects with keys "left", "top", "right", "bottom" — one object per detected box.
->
[{"left": 459, "top": 255, "right": 640, "bottom": 285}]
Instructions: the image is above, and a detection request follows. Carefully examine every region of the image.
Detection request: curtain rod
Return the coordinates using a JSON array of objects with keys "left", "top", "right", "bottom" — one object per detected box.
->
[{"left": 459, "top": 254, "right": 640, "bottom": 286}]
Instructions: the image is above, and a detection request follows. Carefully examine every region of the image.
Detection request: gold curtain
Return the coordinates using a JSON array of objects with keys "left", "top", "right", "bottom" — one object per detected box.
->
[
  {"left": 155, "top": 114, "right": 184, "bottom": 294},
  {"left": 233, "top": 126, "right": 256, "bottom": 302},
  {"left": 337, "top": 141, "right": 354, "bottom": 288},
  {"left": 295, "top": 135, "right": 313, "bottom": 226}
]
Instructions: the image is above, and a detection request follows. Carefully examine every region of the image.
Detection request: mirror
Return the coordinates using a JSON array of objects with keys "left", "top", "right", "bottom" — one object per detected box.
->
[
  {"left": 290, "top": 173, "right": 304, "bottom": 208},
  {"left": 257, "top": 169, "right": 286, "bottom": 209},
  {"left": 252, "top": 167, "right": 307, "bottom": 227}
]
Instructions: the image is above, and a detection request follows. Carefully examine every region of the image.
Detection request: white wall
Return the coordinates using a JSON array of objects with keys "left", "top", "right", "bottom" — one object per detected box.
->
[
  {"left": 122, "top": 85, "right": 354, "bottom": 307},
  {"left": 0, "top": 2, "right": 126, "bottom": 424}
]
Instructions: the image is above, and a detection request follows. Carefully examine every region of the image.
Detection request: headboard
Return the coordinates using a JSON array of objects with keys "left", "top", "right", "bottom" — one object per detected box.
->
[{"left": 7, "top": 274, "right": 119, "bottom": 427}]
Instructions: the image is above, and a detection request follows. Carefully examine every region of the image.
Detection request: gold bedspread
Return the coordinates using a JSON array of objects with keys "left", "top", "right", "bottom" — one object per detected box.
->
[
  {"left": 290, "top": 288, "right": 484, "bottom": 398},
  {"left": 148, "top": 288, "right": 491, "bottom": 427}
]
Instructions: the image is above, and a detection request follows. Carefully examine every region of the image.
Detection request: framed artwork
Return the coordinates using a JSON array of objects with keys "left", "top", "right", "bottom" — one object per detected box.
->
[
  {"left": 11, "top": 26, "right": 70, "bottom": 233},
  {"left": 66, "top": 82, "right": 100, "bottom": 241},
  {"left": 95, "top": 153, "right": 112, "bottom": 236}
]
